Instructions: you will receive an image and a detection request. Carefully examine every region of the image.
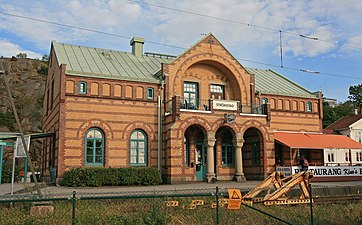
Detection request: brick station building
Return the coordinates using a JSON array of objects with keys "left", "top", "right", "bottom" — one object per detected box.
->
[{"left": 42, "top": 34, "right": 323, "bottom": 183}]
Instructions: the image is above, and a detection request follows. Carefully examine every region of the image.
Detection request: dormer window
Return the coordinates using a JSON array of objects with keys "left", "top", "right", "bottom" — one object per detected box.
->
[{"left": 78, "top": 82, "right": 87, "bottom": 94}]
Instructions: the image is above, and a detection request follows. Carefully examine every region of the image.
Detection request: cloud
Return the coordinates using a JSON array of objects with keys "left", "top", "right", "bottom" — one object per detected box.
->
[
  {"left": 0, "top": 39, "right": 42, "bottom": 58},
  {"left": 0, "top": 0, "right": 361, "bottom": 60}
]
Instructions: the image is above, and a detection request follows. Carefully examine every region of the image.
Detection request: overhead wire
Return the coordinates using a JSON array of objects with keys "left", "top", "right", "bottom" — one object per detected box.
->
[
  {"left": 128, "top": 0, "right": 362, "bottom": 51},
  {"left": 0, "top": 10, "right": 360, "bottom": 80}
]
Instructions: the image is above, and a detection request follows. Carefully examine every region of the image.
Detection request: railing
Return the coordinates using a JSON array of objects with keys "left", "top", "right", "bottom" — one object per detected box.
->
[
  {"left": 180, "top": 97, "right": 211, "bottom": 111},
  {"left": 239, "top": 104, "right": 267, "bottom": 115}
]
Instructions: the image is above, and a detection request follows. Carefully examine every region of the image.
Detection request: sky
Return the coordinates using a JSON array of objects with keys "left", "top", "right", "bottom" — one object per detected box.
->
[{"left": 0, "top": 0, "right": 361, "bottom": 102}]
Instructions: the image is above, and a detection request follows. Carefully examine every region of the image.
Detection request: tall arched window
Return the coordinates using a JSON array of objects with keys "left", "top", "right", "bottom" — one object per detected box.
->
[
  {"left": 85, "top": 128, "right": 104, "bottom": 166},
  {"left": 130, "top": 130, "right": 147, "bottom": 166}
]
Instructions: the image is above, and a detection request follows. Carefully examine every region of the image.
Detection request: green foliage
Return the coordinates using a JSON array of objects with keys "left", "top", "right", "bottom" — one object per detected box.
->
[
  {"left": 61, "top": 167, "right": 162, "bottom": 187},
  {"left": 1, "top": 161, "right": 22, "bottom": 183},
  {"left": 41, "top": 54, "right": 49, "bottom": 61},
  {"left": 0, "top": 111, "right": 15, "bottom": 131},
  {"left": 323, "top": 101, "right": 354, "bottom": 128},
  {"left": 37, "top": 65, "right": 48, "bottom": 76},
  {"left": 349, "top": 83, "right": 362, "bottom": 111},
  {"left": 16, "top": 52, "right": 27, "bottom": 59}
]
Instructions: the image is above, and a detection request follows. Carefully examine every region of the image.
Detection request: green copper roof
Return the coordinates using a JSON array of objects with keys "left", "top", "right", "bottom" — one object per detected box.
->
[
  {"left": 52, "top": 39, "right": 317, "bottom": 98},
  {"left": 52, "top": 41, "right": 174, "bottom": 84},
  {"left": 246, "top": 68, "right": 318, "bottom": 98}
]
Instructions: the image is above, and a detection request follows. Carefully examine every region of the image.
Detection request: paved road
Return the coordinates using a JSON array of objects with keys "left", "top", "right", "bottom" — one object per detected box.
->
[{"left": 1, "top": 180, "right": 361, "bottom": 196}]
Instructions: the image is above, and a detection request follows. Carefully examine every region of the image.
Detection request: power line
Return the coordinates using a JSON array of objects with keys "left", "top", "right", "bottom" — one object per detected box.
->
[
  {"left": 128, "top": 0, "right": 362, "bottom": 51},
  {"left": 0, "top": 11, "right": 360, "bottom": 80}
]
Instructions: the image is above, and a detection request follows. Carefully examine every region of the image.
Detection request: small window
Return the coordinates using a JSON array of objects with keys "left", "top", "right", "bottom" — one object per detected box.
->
[
  {"left": 328, "top": 153, "right": 334, "bottom": 162},
  {"left": 78, "top": 82, "right": 87, "bottom": 94},
  {"left": 306, "top": 102, "right": 312, "bottom": 112},
  {"left": 345, "top": 152, "right": 350, "bottom": 162},
  {"left": 147, "top": 88, "right": 154, "bottom": 99},
  {"left": 262, "top": 98, "right": 268, "bottom": 104}
]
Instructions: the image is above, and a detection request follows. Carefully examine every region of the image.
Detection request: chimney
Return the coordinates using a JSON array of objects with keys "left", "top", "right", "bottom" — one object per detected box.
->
[
  {"left": 354, "top": 109, "right": 358, "bottom": 115},
  {"left": 130, "top": 37, "right": 144, "bottom": 57}
]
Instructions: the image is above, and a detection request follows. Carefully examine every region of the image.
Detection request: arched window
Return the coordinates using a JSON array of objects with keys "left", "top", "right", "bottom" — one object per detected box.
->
[
  {"left": 78, "top": 81, "right": 87, "bottom": 94},
  {"left": 306, "top": 102, "right": 312, "bottom": 112},
  {"left": 130, "top": 130, "right": 147, "bottom": 166},
  {"left": 85, "top": 128, "right": 104, "bottom": 166},
  {"left": 262, "top": 98, "right": 268, "bottom": 104}
]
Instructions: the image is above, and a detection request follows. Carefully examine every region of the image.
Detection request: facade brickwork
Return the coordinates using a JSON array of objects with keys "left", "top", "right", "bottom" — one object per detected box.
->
[{"left": 42, "top": 34, "right": 323, "bottom": 183}]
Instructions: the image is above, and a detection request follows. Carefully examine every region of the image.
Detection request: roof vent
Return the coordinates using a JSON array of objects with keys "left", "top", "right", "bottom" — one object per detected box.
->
[{"left": 130, "top": 37, "right": 144, "bottom": 57}]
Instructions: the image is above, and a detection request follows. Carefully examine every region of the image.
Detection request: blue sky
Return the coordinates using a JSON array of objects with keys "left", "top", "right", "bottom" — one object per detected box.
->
[{"left": 0, "top": 0, "right": 361, "bottom": 102}]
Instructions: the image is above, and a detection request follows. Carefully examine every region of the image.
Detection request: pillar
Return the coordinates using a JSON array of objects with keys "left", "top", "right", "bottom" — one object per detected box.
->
[
  {"left": 205, "top": 132, "right": 216, "bottom": 183},
  {"left": 234, "top": 133, "right": 246, "bottom": 182}
]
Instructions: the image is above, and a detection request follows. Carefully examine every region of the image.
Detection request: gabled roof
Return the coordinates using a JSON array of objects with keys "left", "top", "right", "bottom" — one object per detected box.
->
[
  {"left": 275, "top": 132, "right": 362, "bottom": 149},
  {"left": 51, "top": 36, "right": 318, "bottom": 98},
  {"left": 246, "top": 68, "right": 318, "bottom": 99},
  {"left": 52, "top": 41, "right": 174, "bottom": 84},
  {"left": 324, "top": 114, "right": 362, "bottom": 134}
]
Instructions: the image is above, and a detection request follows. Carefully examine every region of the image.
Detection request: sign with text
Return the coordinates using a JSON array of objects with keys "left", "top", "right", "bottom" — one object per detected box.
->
[
  {"left": 14, "top": 135, "right": 30, "bottom": 158},
  {"left": 276, "top": 166, "right": 292, "bottom": 176},
  {"left": 227, "top": 189, "right": 242, "bottom": 209},
  {"left": 277, "top": 166, "right": 362, "bottom": 177},
  {"left": 213, "top": 100, "right": 238, "bottom": 111}
]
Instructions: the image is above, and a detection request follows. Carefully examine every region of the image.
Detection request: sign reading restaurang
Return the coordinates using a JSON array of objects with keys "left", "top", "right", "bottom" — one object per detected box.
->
[
  {"left": 277, "top": 166, "right": 362, "bottom": 177},
  {"left": 213, "top": 100, "right": 238, "bottom": 111}
]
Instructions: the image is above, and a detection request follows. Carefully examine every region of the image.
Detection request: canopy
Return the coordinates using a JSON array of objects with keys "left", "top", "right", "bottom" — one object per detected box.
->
[{"left": 274, "top": 132, "right": 362, "bottom": 149}]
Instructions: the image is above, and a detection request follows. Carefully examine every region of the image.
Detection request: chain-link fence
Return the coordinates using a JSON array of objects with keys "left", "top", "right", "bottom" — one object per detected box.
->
[{"left": 0, "top": 185, "right": 361, "bottom": 225}]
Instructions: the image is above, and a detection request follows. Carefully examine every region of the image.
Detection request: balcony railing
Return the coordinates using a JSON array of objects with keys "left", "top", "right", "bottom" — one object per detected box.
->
[
  {"left": 165, "top": 96, "right": 269, "bottom": 116},
  {"left": 180, "top": 97, "right": 211, "bottom": 111}
]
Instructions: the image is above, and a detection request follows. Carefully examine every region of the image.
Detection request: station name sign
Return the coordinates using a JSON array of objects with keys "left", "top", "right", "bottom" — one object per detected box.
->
[
  {"left": 277, "top": 166, "right": 362, "bottom": 177},
  {"left": 213, "top": 100, "right": 238, "bottom": 111}
]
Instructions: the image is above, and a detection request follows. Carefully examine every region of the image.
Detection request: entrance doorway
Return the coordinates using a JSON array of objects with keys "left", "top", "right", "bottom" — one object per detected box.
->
[
  {"left": 243, "top": 128, "right": 264, "bottom": 180},
  {"left": 195, "top": 143, "right": 206, "bottom": 181}
]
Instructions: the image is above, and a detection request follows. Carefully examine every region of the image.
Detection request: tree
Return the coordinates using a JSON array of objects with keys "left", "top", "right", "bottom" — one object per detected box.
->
[
  {"left": 16, "top": 52, "right": 27, "bottom": 59},
  {"left": 41, "top": 54, "right": 49, "bottom": 61},
  {"left": 323, "top": 101, "right": 354, "bottom": 128},
  {"left": 348, "top": 83, "right": 362, "bottom": 112}
]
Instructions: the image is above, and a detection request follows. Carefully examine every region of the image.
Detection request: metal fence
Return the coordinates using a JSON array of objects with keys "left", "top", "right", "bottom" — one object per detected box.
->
[{"left": 0, "top": 185, "right": 361, "bottom": 225}]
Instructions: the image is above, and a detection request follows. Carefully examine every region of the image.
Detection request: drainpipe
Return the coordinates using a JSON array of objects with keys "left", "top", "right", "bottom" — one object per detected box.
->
[{"left": 157, "top": 95, "right": 162, "bottom": 173}]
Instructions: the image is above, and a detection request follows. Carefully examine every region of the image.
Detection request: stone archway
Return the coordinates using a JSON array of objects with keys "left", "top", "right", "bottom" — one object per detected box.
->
[{"left": 242, "top": 127, "right": 264, "bottom": 180}]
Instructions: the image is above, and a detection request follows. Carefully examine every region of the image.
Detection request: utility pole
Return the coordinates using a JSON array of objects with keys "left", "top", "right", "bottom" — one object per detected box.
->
[{"left": 0, "top": 63, "right": 42, "bottom": 196}]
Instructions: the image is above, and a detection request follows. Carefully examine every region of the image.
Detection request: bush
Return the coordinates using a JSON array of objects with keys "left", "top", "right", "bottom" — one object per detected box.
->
[{"left": 61, "top": 167, "right": 162, "bottom": 187}]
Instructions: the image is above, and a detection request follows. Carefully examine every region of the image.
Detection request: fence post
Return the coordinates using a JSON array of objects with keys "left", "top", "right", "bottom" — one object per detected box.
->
[
  {"left": 72, "top": 191, "right": 76, "bottom": 225},
  {"left": 309, "top": 183, "right": 314, "bottom": 225},
  {"left": 216, "top": 186, "right": 220, "bottom": 225}
]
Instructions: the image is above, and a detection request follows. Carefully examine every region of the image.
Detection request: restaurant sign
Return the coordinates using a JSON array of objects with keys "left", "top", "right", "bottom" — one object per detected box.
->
[{"left": 277, "top": 166, "right": 362, "bottom": 177}]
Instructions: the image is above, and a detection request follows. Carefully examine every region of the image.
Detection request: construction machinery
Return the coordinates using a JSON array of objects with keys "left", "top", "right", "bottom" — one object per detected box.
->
[{"left": 243, "top": 171, "right": 313, "bottom": 205}]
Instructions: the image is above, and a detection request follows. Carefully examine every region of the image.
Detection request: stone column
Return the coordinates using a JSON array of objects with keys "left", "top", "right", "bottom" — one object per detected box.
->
[
  {"left": 205, "top": 132, "right": 216, "bottom": 183},
  {"left": 234, "top": 133, "right": 246, "bottom": 182}
]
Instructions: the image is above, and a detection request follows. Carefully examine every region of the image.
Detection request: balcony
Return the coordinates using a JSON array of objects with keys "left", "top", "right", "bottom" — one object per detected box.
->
[{"left": 166, "top": 96, "right": 269, "bottom": 117}]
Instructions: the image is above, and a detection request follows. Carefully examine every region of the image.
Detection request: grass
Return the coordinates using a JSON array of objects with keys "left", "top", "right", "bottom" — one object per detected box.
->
[{"left": 0, "top": 197, "right": 361, "bottom": 225}]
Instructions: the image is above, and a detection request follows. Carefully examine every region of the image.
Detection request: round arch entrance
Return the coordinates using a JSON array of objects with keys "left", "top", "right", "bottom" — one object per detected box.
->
[
  {"left": 215, "top": 126, "right": 236, "bottom": 180},
  {"left": 242, "top": 127, "right": 264, "bottom": 180},
  {"left": 184, "top": 125, "right": 207, "bottom": 181}
]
